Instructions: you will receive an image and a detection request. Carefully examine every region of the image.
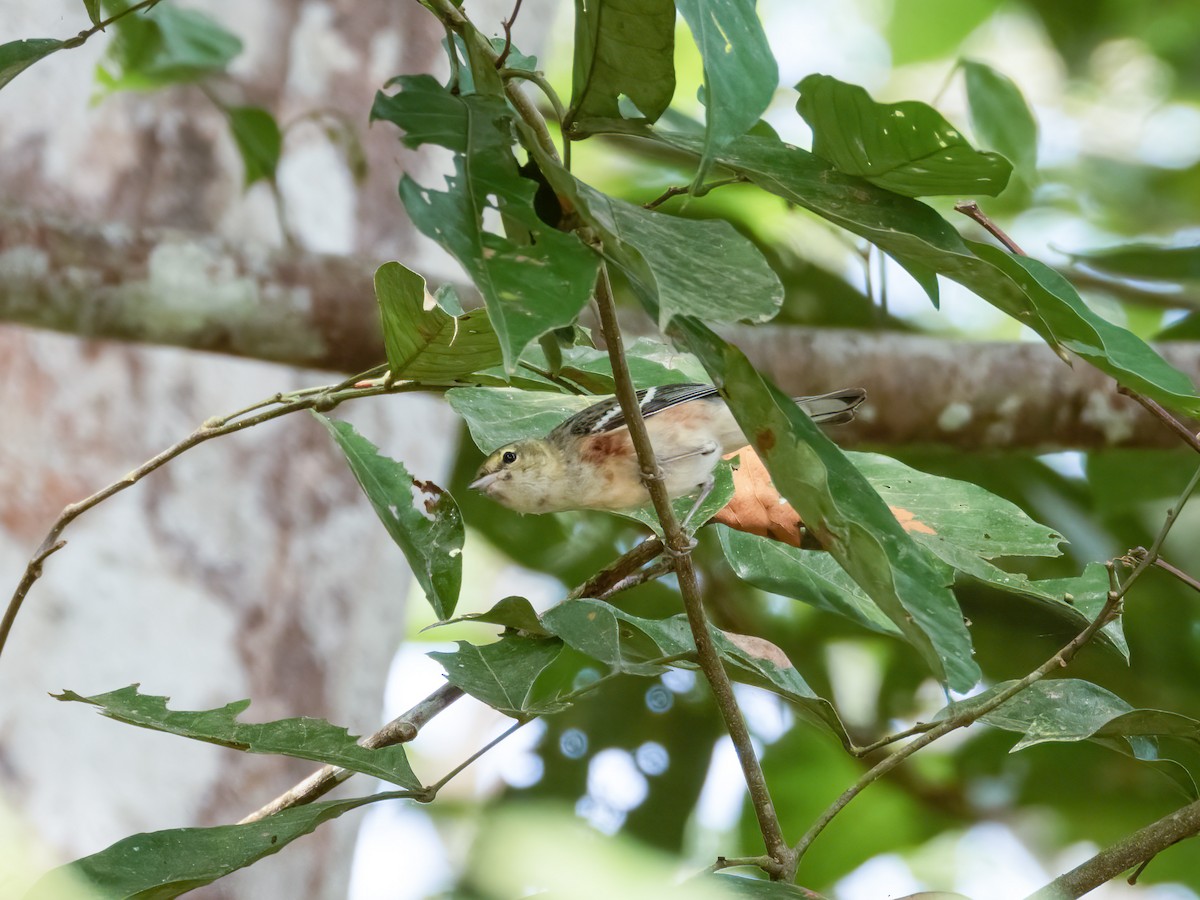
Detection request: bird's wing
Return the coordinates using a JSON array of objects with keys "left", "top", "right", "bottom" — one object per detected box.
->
[{"left": 552, "top": 383, "right": 718, "bottom": 437}]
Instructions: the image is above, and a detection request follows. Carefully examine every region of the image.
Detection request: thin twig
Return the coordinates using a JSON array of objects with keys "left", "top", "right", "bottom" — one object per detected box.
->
[
  {"left": 494, "top": 0, "right": 525, "bottom": 70},
  {"left": 425, "top": 0, "right": 560, "bottom": 164},
  {"left": 789, "top": 458, "right": 1200, "bottom": 876},
  {"left": 644, "top": 176, "right": 747, "bottom": 210},
  {"left": 423, "top": 719, "right": 525, "bottom": 798},
  {"left": 789, "top": 589, "right": 1125, "bottom": 870},
  {"left": 849, "top": 720, "right": 937, "bottom": 758},
  {"left": 1152, "top": 557, "right": 1200, "bottom": 594},
  {"left": 569, "top": 537, "right": 665, "bottom": 600},
  {"left": 1026, "top": 799, "right": 1200, "bottom": 899},
  {"left": 592, "top": 264, "right": 793, "bottom": 878},
  {"left": 61, "top": 0, "right": 162, "bottom": 49},
  {"left": 239, "top": 683, "right": 464, "bottom": 823},
  {"left": 0, "top": 375, "right": 415, "bottom": 666},
  {"left": 1116, "top": 386, "right": 1200, "bottom": 454},
  {"left": 955, "top": 200, "right": 1026, "bottom": 255}
]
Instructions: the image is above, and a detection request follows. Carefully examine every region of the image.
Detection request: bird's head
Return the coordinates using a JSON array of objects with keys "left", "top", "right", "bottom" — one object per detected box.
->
[{"left": 469, "top": 439, "right": 568, "bottom": 514}]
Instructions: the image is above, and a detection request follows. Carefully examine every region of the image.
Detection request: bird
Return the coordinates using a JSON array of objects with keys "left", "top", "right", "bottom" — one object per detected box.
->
[{"left": 469, "top": 383, "right": 866, "bottom": 524}]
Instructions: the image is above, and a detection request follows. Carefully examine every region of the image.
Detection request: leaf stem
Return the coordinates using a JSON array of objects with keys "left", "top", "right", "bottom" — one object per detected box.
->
[
  {"left": 1152, "top": 557, "right": 1200, "bottom": 595},
  {"left": 1116, "top": 386, "right": 1200, "bottom": 455},
  {"left": 494, "top": 0, "right": 525, "bottom": 70}
]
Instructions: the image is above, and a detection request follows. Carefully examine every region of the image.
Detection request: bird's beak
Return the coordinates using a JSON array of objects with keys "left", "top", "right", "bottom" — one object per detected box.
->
[{"left": 469, "top": 471, "right": 500, "bottom": 492}]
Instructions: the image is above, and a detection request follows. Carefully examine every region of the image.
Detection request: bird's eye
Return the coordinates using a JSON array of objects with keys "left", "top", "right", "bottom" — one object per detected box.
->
[{"left": 502, "top": 450, "right": 518, "bottom": 465}]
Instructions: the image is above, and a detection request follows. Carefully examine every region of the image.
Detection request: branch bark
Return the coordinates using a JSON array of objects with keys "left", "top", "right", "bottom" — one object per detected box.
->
[
  {"left": 1026, "top": 799, "right": 1200, "bottom": 899},
  {"left": 4, "top": 213, "right": 1200, "bottom": 451}
]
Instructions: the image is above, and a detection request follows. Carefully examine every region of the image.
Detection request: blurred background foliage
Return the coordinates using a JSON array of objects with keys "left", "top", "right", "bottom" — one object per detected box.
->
[{"left": 402, "top": 0, "right": 1200, "bottom": 895}]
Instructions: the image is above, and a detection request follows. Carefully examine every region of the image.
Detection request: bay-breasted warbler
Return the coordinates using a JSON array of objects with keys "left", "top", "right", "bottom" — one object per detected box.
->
[{"left": 469, "top": 383, "right": 866, "bottom": 518}]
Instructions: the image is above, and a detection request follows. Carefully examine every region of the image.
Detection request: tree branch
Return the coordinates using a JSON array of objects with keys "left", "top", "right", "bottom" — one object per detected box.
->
[
  {"left": 1026, "top": 799, "right": 1200, "bottom": 900},
  {"left": 789, "top": 588, "right": 1125, "bottom": 872},
  {"left": 239, "top": 683, "right": 465, "bottom": 824},
  {"left": 8, "top": 210, "right": 1200, "bottom": 450},
  {"left": 593, "top": 265, "right": 793, "bottom": 878}
]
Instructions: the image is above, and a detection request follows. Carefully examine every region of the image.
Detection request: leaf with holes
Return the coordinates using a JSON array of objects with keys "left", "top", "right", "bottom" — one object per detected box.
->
[
  {"left": 429, "top": 636, "right": 568, "bottom": 717},
  {"left": 675, "top": 0, "right": 777, "bottom": 187},
  {"left": 315, "top": 414, "right": 462, "bottom": 619},
  {"left": 675, "top": 321, "right": 979, "bottom": 691},
  {"left": 797, "top": 73, "right": 1011, "bottom": 197},
  {"left": 54, "top": 685, "right": 420, "bottom": 788},
  {"left": 567, "top": 0, "right": 676, "bottom": 129},
  {"left": 375, "top": 262, "right": 502, "bottom": 380},
  {"left": 371, "top": 75, "right": 599, "bottom": 371},
  {"left": 26, "top": 792, "right": 408, "bottom": 900}
]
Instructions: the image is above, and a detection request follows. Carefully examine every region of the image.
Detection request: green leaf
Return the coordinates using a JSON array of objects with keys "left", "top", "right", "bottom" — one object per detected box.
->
[
  {"left": 674, "top": 322, "right": 979, "bottom": 691},
  {"left": 26, "top": 792, "right": 407, "bottom": 900},
  {"left": 82, "top": 0, "right": 104, "bottom": 28},
  {"left": 949, "top": 679, "right": 1200, "bottom": 795},
  {"left": 374, "top": 262, "right": 502, "bottom": 380},
  {"left": 542, "top": 598, "right": 689, "bottom": 677},
  {"left": 540, "top": 598, "right": 850, "bottom": 743},
  {"left": 436, "top": 595, "right": 552, "bottom": 638},
  {"left": 370, "top": 75, "right": 600, "bottom": 371},
  {"left": 718, "top": 527, "right": 904, "bottom": 636},
  {"left": 429, "top": 636, "right": 568, "bottom": 717},
  {"left": 970, "top": 243, "right": 1200, "bottom": 416},
  {"left": 567, "top": 0, "right": 676, "bottom": 128},
  {"left": 675, "top": 0, "right": 778, "bottom": 188},
  {"left": 711, "top": 628, "right": 849, "bottom": 741},
  {"left": 887, "top": 0, "right": 1002, "bottom": 65},
  {"left": 852, "top": 452, "right": 1063, "bottom": 558},
  {"left": 227, "top": 105, "right": 281, "bottom": 186},
  {"left": 54, "top": 685, "right": 420, "bottom": 788},
  {"left": 446, "top": 35, "right": 537, "bottom": 95},
  {"left": 446, "top": 388, "right": 593, "bottom": 454},
  {"left": 97, "top": 4, "right": 242, "bottom": 92},
  {"left": 962, "top": 59, "right": 1038, "bottom": 181},
  {"left": 314, "top": 415, "right": 463, "bottom": 619},
  {"left": 718, "top": 450, "right": 1130, "bottom": 657},
  {"left": 1029, "top": 563, "right": 1129, "bottom": 660},
  {"left": 0, "top": 39, "right": 62, "bottom": 92},
  {"left": 650, "top": 130, "right": 963, "bottom": 308},
  {"left": 550, "top": 337, "right": 709, "bottom": 393},
  {"left": 796, "top": 73, "right": 1012, "bottom": 197},
  {"left": 1066, "top": 242, "right": 1200, "bottom": 281},
  {"left": 550, "top": 176, "right": 784, "bottom": 329}
]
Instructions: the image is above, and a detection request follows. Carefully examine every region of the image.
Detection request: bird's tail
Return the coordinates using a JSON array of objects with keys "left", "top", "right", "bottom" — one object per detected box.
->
[{"left": 795, "top": 388, "right": 867, "bottom": 426}]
